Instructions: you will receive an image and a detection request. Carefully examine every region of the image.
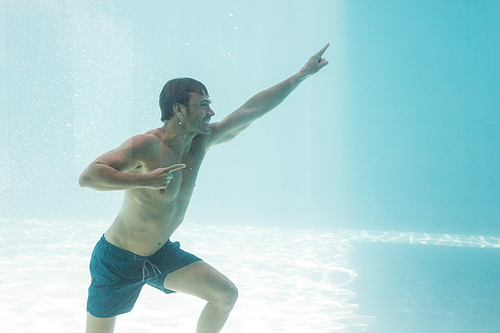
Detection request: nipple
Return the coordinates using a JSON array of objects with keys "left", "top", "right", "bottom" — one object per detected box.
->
[{"left": 159, "top": 189, "right": 165, "bottom": 194}]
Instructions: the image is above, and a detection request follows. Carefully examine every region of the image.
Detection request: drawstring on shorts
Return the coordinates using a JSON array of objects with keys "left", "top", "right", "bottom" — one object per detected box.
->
[{"left": 141, "top": 259, "right": 162, "bottom": 282}]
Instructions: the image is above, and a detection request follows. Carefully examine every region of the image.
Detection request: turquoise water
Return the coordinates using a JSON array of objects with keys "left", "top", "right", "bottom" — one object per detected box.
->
[
  {"left": 1, "top": 219, "right": 369, "bottom": 332},
  {"left": 2, "top": 219, "right": 499, "bottom": 332},
  {"left": 3, "top": 0, "right": 499, "bottom": 233},
  {"left": 2, "top": 1, "right": 500, "bottom": 332}
]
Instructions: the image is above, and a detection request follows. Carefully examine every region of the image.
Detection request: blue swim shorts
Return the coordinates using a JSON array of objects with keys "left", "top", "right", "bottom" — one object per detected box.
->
[{"left": 87, "top": 235, "right": 202, "bottom": 318}]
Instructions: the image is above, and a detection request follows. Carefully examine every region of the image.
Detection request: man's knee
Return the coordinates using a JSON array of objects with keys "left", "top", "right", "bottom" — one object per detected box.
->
[
  {"left": 226, "top": 281, "right": 239, "bottom": 307},
  {"left": 215, "top": 280, "right": 238, "bottom": 310}
]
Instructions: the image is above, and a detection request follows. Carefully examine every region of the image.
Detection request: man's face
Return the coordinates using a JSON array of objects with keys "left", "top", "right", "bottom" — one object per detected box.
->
[{"left": 186, "top": 92, "right": 215, "bottom": 134}]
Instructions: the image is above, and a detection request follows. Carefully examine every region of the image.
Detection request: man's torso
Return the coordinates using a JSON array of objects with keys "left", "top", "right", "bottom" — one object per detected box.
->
[{"left": 105, "top": 131, "right": 208, "bottom": 256}]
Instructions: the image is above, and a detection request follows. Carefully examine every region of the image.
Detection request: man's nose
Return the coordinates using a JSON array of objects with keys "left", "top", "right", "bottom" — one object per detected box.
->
[{"left": 207, "top": 107, "right": 215, "bottom": 117}]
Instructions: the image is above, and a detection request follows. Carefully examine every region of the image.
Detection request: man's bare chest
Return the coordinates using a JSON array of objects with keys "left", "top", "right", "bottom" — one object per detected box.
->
[{"left": 142, "top": 138, "right": 207, "bottom": 201}]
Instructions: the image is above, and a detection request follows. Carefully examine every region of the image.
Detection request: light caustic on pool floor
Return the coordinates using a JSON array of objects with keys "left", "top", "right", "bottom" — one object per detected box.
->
[{"left": 1, "top": 219, "right": 498, "bottom": 332}]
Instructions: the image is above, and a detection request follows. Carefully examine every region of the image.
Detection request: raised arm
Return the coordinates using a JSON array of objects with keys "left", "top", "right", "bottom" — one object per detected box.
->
[
  {"left": 78, "top": 134, "right": 185, "bottom": 191},
  {"left": 208, "top": 43, "right": 329, "bottom": 148}
]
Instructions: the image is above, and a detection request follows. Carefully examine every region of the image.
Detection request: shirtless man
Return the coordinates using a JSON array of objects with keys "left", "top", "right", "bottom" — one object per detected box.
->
[{"left": 79, "top": 44, "right": 329, "bottom": 333}]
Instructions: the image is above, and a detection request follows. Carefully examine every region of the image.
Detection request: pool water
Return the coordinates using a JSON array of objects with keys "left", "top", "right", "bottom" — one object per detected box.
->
[
  {"left": 2, "top": 1, "right": 500, "bottom": 332},
  {"left": 1, "top": 219, "right": 499, "bottom": 332}
]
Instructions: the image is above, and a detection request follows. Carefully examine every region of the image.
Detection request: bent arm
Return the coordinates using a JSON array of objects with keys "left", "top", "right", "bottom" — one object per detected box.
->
[
  {"left": 208, "top": 43, "right": 329, "bottom": 148},
  {"left": 78, "top": 161, "right": 147, "bottom": 191},
  {"left": 78, "top": 134, "right": 158, "bottom": 191}
]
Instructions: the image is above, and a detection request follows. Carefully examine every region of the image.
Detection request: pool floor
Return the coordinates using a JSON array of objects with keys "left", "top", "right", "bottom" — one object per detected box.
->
[
  {"left": 1, "top": 219, "right": 499, "bottom": 332},
  {"left": 349, "top": 242, "right": 500, "bottom": 333}
]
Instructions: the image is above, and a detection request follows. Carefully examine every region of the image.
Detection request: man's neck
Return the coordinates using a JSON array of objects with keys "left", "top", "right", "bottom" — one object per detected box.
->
[{"left": 158, "top": 120, "right": 198, "bottom": 154}]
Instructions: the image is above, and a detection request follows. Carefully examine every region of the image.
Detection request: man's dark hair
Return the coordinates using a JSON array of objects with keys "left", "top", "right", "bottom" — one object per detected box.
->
[{"left": 159, "top": 78, "right": 208, "bottom": 122}]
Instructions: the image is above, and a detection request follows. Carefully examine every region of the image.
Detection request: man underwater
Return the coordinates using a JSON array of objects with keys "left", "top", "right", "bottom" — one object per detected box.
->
[{"left": 79, "top": 44, "right": 329, "bottom": 333}]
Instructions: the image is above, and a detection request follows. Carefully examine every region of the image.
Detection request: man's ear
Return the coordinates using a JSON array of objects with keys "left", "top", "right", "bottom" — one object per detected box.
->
[{"left": 173, "top": 103, "right": 184, "bottom": 116}]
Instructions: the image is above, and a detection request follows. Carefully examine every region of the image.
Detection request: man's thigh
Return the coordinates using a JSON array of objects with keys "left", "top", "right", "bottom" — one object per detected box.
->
[{"left": 163, "top": 261, "right": 238, "bottom": 304}]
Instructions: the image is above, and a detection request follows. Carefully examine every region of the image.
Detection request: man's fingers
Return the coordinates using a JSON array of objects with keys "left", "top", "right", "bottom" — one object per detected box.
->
[
  {"left": 163, "top": 163, "right": 186, "bottom": 173},
  {"left": 315, "top": 43, "right": 330, "bottom": 58},
  {"left": 319, "top": 58, "right": 329, "bottom": 67}
]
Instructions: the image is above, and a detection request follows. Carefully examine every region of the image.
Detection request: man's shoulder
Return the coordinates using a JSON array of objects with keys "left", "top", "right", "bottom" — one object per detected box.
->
[{"left": 129, "top": 131, "right": 162, "bottom": 152}]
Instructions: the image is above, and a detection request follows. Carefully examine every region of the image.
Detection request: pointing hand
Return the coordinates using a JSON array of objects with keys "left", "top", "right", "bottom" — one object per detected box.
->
[
  {"left": 299, "top": 43, "right": 330, "bottom": 78},
  {"left": 145, "top": 163, "right": 186, "bottom": 191}
]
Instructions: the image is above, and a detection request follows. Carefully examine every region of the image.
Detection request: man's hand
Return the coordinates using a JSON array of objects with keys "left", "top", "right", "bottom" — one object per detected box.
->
[
  {"left": 145, "top": 164, "right": 186, "bottom": 190},
  {"left": 298, "top": 43, "right": 330, "bottom": 78}
]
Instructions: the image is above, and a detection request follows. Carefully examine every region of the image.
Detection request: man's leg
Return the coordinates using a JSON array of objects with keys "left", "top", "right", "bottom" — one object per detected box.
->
[
  {"left": 86, "top": 312, "right": 116, "bottom": 333},
  {"left": 163, "top": 261, "right": 238, "bottom": 333}
]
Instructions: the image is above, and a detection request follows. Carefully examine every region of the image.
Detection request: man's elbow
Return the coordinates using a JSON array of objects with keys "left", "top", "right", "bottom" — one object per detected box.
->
[
  {"left": 79, "top": 161, "right": 108, "bottom": 189},
  {"left": 78, "top": 171, "right": 94, "bottom": 188}
]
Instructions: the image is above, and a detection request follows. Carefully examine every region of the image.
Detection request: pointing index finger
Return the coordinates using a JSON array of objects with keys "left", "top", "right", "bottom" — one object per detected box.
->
[
  {"left": 316, "top": 43, "right": 330, "bottom": 58},
  {"left": 165, "top": 163, "right": 186, "bottom": 173}
]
